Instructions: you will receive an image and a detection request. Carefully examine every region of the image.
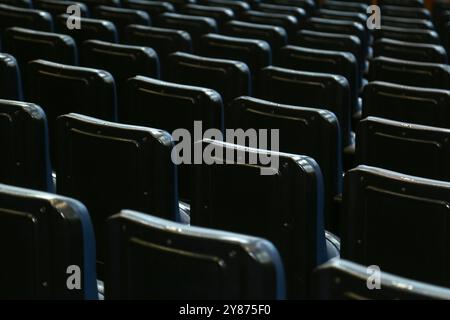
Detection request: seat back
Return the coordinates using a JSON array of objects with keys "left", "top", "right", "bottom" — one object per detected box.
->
[
  {"left": 222, "top": 20, "right": 287, "bottom": 55},
  {"left": 368, "top": 56, "right": 450, "bottom": 89},
  {"left": 0, "top": 183, "right": 97, "bottom": 299},
  {"left": 373, "top": 26, "right": 441, "bottom": 44},
  {"left": 56, "top": 113, "right": 179, "bottom": 267},
  {"left": 381, "top": 16, "right": 434, "bottom": 30},
  {"left": 261, "top": 0, "right": 315, "bottom": 16},
  {"left": 277, "top": 45, "right": 360, "bottom": 117},
  {"left": 167, "top": 51, "right": 250, "bottom": 123},
  {"left": 316, "top": 9, "right": 367, "bottom": 26},
  {"left": 191, "top": 139, "right": 327, "bottom": 299},
  {"left": 322, "top": 0, "right": 368, "bottom": 14},
  {"left": 35, "top": 0, "right": 89, "bottom": 18},
  {"left": 254, "top": 3, "right": 306, "bottom": 22},
  {"left": 259, "top": 66, "right": 351, "bottom": 147},
  {"left": 363, "top": 81, "right": 450, "bottom": 129},
  {"left": 381, "top": 5, "right": 431, "bottom": 20},
  {"left": 123, "top": 0, "right": 174, "bottom": 20},
  {"left": 55, "top": 15, "right": 118, "bottom": 46},
  {"left": 179, "top": 4, "right": 235, "bottom": 27},
  {"left": 373, "top": 38, "right": 448, "bottom": 64},
  {"left": 92, "top": 5, "right": 150, "bottom": 40},
  {"left": 106, "top": 210, "right": 286, "bottom": 299},
  {"left": 198, "top": 0, "right": 250, "bottom": 14},
  {"left": 0, "top": 4, "right": 53, "bottom": 37},
  {"left": 0, "top": 53, "right": 22, "bottom": 100},
  {"left": 81, "top": 40, "right": 159, "bottom": 121},
  {"left": 0, "top": 100, "right": 51, "bottom": 191},
  {"left": 124, "top": 75, "right": 224, "bottom": 201},
  {"left": 314, "top": 259, "right": 450, "bottom": 300},
  {"left": 155, "top": 12, "right": 217, "bottom": 52},
  {"left": 230, "top": 96, "right": 341, "bottom": 228},
  {"left": 342, "top": 165, "right": 450, "bottom": 287},
  {"left": 26, "top": 60, "right": 117, "bottom": 164},
  {"left": 238, "top": 10, "right": 299, "bottom": 39},
  {"left": 356, "top": 117, "right": 450, "bottom": 182}
]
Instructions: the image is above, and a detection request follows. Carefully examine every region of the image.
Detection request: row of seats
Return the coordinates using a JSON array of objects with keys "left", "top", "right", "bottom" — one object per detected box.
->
[{"left": 2, "top": 0, "right": 450, "bottom": 299}]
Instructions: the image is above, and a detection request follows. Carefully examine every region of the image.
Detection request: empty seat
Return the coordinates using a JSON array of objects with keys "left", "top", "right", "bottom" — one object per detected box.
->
[
  {"left": 92, "top": 6, "right": 150, "bottom": 40},
  {"left": 356, "top": 117, "right": 450, "bottom": 182},
  {"left": 222, "top": 20, "right": 287, "bottom": 55},
  {"left": 0, "top": 4, "right": 53, "bottom": 38},
  {"left": 179, "top": 4, "right": 235, "bottom": 27},
  {"left": 254, "top": 3, "right": 306, "bottom": 22},
  {"left": 363, "top": 81, "right": 450, "bottom": 129},
  {"left": 124, "top": 76, "right": 224, "bottom": 201},
  {"left": 373, "top": 26, "right": 441, "bottom": 45},
  {"left": 199, "top": 33, "right": 271, "bottom": 86},
  {"left": 314, "top": 259, "right": 450, "bottom": 300},
  {"left": 167, "top": 52, "right": 250, "bottom": 122},
  {"left": 26, "top": 60, "right": 117, "bottom": 163},
  {"left": 158, "top": 0, "right": 195, "bottom": 10},
  {"left": 238, "top": 10, "right": 299, "bottom": 39},
  {"left": 316, "top": 9, "right": 367, "bottom": 26},
  {"left": 106, "top": 210, "right": 286, "bottom": 299},
  {"left": 198, "top": 0, "right": 250, "bottom": 14},
  {"left": 342, "top": 165, "right": 450, "bottom": 287},
  {"left": 230, "top": 96, "right": 342, "bottom": 229},
  {"left": 322, "top": 1, "right": 368, "bottom": 14},
  {"left": 56, "top": 113, "right": 179, "bottom": 271},
  {"left": 259, "top": 66, "right": 352, "bottom": 148},
  {"left": 382, "top": 16, "right": 434, "bottom": 30},
  {"left": 277, "top": 45, "right": 360, "bottom": 119},
  {"left": 368, "top": 56, "right": 450, "bottom": 90},
  {"left": 80, "top": 0, "right": 120, "bottom": 10},
  {"left": 191, "top": 139, "right": 328, "bottom": 299},
  {"left": 55, "top": 14, "right": 118, "bottom": 46},
  {"left": 123, "top": 25, "right": 191, "bottom": 78},
  {"left": 381, "top": 5, "right": 431, "bottom": 20},
  {"left": 0, "top": 53, "right": 22, "bottom": 100},
  {"left": 373, "top": 38, "right": 448, "bottom": 64},
  {"left": 155, "top": 12, "right": 217, "bottom": 52},
  {"left": 2, "top": 27, "right": 78, "bottom": 90},
  {"left": 34, "top": 0, "right": 89, "bottom": 18},
  {"left": 0, "top": 0, "right": 31, "bottom": 8},
  {"left": 0, "top": 100, "right": 51, "bottom": 191},
  {"left": 303, "top": 17, "right": 368, "bottom": 58},
  {"left": 293, "top": 29, "right": 364, "bottom": 72},
  {"left": 0, "top": 183, "right": 97, "bottom": 299},
  {"left": 81, "top": 40, "right": 159, "bottom": 121},
  {"left": 261, "top": 0, "right": 315, "bottom": 16},
  {"left": 123, "top": 0, "right": 175, "bottom": 20},
  {"left": 378, "top": 0, "right": 424, "bottom": 7}
]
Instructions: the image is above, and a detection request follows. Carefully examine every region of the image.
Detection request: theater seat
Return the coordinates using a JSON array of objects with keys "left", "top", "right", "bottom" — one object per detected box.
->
[
  {"left": 3, "top": 27, "right": 78, "bottom": 91},
  {"left": 381, "top": 16, "right": 434, "bottom": 30},
  {"left": 368, "top": 56, "right": 450, "bottom": 90},
  {"left": 356, "top": 117, "right": 450, "bottom": 182},
  {"left": 262, "top": 0, "right": 315, "bottom": 16},
  {"left": 378, "top": 0, "right": 424, "bottom": 8},
  {"left": 35, "top": 0, "right": 90, "bottom": 18},
  {"left": 56, "top": 113, "right": 179, "bottom": 275},
  {"left": 199, "top": 33, "right": 271, "bottom": 88},
  {"left": 26, "top": 59, "right": 117, "bottom": 164},
  {"left": 373, "top": 38, "right": 448, "bottom": 64},
  {"left": 167, "top": 51, "right": 250, "bottom": 123},
  {"left": 92, "top": 6, "right": 150, "bottom": 41},
  {"left": 314, "top": 259, "right": 450, "bottom": 300},
  {"left": 342, "top": 165, "right": 450, "bottom": 288},
  {"left": 123, "top": 0, "right": 175, "bottom": 20},
  {"left": 155, "top": 12, "right": 217, "bottom": 52},
  {"left": 221, "top": 20, "right": 287, "bottom": 58},
  {"left": 191, "top": 139, "right": 329, "bottom": 299},
  {"left": 277, "top": 45, "right": 360, "bottom": 121},
  {"left": 0, "top": 4, "right": 53, "bottom": 39},
  {"left": 381, "top": 5, "right": 431, "bottom": 20},
  {"left": 55, "top": 15, "right": 118, "bottom": 47},
  {"left": 198, "top": 0, "right": 250, "bottom": 15},
  {"left": 363, "top": 81, "right": 450, "bottom": 129},
  {"left": 179, "top": 4, "right": 235, "bottom": 28},
  {"left": 106, "top": 210, "right": 286, "bottom": 299},
  {"left": 0, "top": 183, "right": 97, "bottom": 299},
  {"left": 373, "top": 26, "right": 441, "bottom": 45},
  {"left": 238, "top": 10, "right": 299, "bottom": 39},
  {"left": 0, "top": 53, "right": 22, "bottom": 100},
  {"left": 254, "top": 3, "right": 306, "bottom": 22},
  {"left": 81, "top": 40, "right": 159, "bottom": 121},
  {"left": 322, "top": 0, "right": 368, "bottom": 14},
  {"left": 124, "top": 75, "right": 224, "bottom": 201},
  {"left": 259, "top": 66, "right": 352, "bottom": 148},
  {"left": 0, "top": 100, "right": 52, "bottom": 191},
  {"left": 230, "top": 96, "right": 342, "bottom": 230},
  {"left": 316, "top": 9, "right": 367, "bottom": 26}
]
